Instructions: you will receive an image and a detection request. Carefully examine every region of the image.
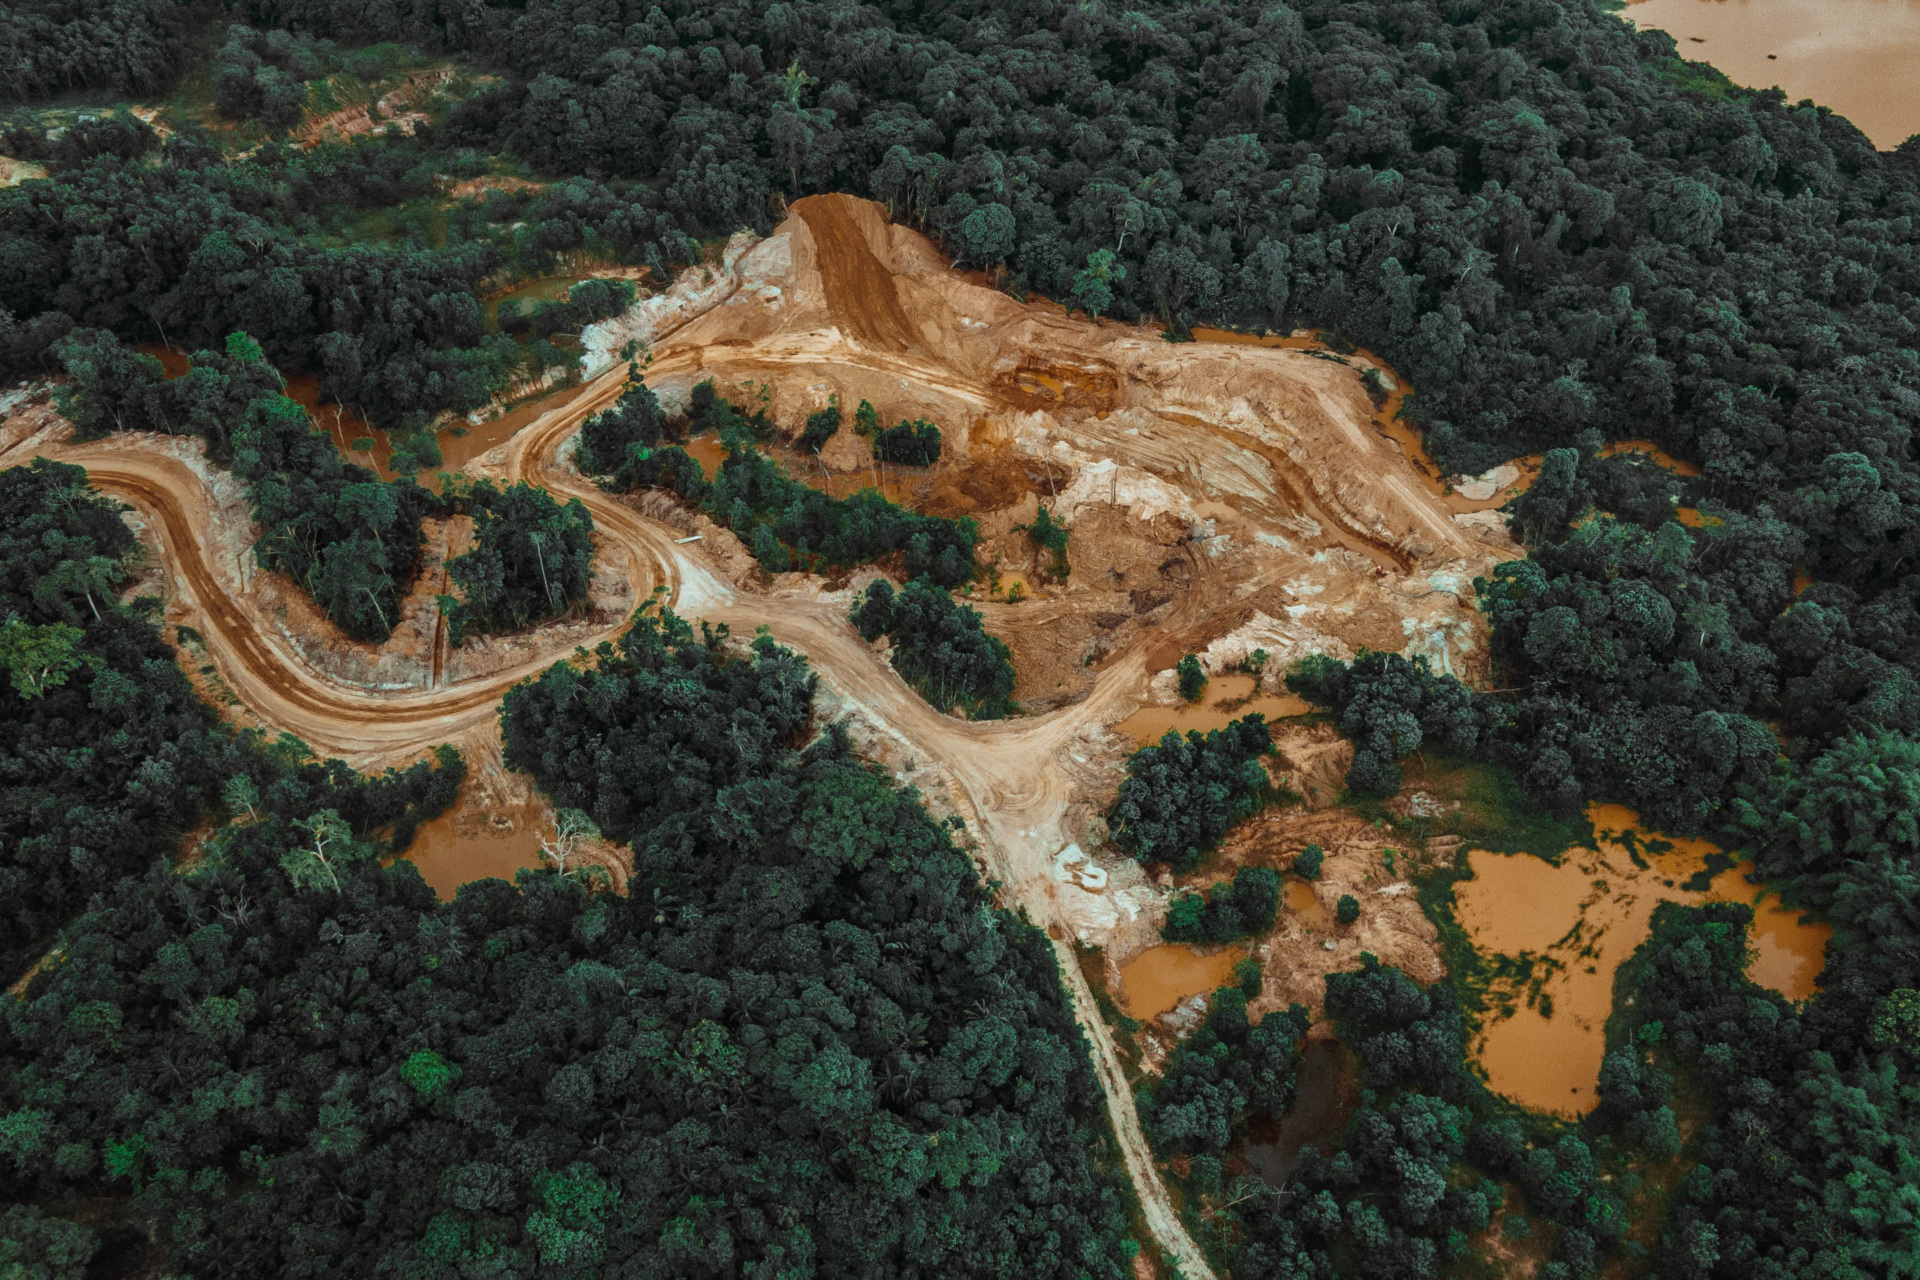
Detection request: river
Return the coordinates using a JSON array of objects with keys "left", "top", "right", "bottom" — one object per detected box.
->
[{"left": 1625, "top": 0, "right": 1920, "bottom": 149}]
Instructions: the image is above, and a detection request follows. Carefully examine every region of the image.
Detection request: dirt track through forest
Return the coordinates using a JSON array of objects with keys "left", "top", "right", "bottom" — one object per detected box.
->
[
  {"left": 8, "top": 199, "right": 1527, "bottom": 1277},
  {"left": 20, "top": 372, "right": 1222, "bottom": 1277}
]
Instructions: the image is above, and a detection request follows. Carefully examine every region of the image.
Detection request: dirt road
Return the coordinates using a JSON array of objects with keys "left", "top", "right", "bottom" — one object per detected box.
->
[
  {"left": 18, "top": 373, "right": 1221, "bottom": 1277},
  {"left": 4, "top": 197, "right": 1525, "bottom": 1277}
]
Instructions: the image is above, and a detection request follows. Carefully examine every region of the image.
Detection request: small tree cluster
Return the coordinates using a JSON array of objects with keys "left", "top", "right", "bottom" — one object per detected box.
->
[
  {"left": 851, "top": 576, "right": 1015, "bottom": 719},
  {"left": 442, "top": 480, "right": 595, "bottom": 643},
  {"left": 1108, "top": 716, "right": 1275, "bottom": 873},
  {"left": 874, "top": 417, "right": 941, "bottom": 467},
  {"left": 1287, "top": 650, "right": 1481, "bottom": 798},
  {"left": 1162, "top": 866, "right": 1281, "bottom": 943}
]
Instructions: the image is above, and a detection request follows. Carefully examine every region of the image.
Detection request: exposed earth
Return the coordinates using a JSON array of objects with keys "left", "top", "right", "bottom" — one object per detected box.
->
[{"left": 0, "top": 195, "right": 1533, "bottom": 1278}]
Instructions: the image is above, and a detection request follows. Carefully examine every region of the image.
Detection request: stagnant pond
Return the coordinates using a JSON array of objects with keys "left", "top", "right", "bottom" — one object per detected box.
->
[
  {"left": 1625, "top": 0, "right": 1920, "bottom": 150},
  {"left": 398, "top": 798, "right": 546, "bottom": 900},
  {"left": 1454, "top": 804, "right": 1831, "bottom": 1115},
  {"left": 1117, "top": 944, "right": 1247, "bottom": 1020}
]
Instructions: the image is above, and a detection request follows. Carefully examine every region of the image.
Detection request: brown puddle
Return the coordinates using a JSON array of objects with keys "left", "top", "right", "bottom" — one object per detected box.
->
[
  {"left": 1117, "top": 943, "right": 1246, "bottom": 1020},
  {"left": 1454, "top": 803, "right": 1830, "bottom": 1115},
  {"left": 1117, "top": 674, "right": 1312, "bottom": 746},
  {"left": 1625, "top": 0, "right": 1920, "bottom": 151},
  {"left": 1286, "top": 878, "right": 1332, "bottom": 931},
  {"left": 399, "top": 795, "right": 548, "bottom": 900}
]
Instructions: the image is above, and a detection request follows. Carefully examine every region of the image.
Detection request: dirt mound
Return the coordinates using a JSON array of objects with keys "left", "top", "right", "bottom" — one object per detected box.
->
[{"left": 790, "top": 194, "right": 921, "bottom": 353}]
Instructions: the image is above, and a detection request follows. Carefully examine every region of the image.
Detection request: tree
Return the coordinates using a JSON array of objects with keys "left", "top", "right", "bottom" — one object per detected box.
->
[
  {"left": 1294, "top": 843, "right": 1324, "bottom": 880},
  {"left": 1178, "top": 653, "right": 1207, "bottom": 702},
  {"left": 799, "top": 396, "right": 840, "bottom": 455},
  {"left": 0, "top": 620, "right": 87, "bottom": 699},
  {"left": 1336, "top": 894, "right": 1360, "bottom": 925},
  {"left": 538, "top": 808, "right": 599, "bottom": 877},
  {"left": 279, "top": 809, "right": 370, "bottom": 892},
  {"left": 1071, "top": 250, "right": 1125, "bottom": 320}
]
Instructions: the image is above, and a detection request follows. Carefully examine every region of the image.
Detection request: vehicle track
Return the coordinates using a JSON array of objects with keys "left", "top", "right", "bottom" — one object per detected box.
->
[{"left": 19, "top": 375, "right": 1223, "bottom": 1278}]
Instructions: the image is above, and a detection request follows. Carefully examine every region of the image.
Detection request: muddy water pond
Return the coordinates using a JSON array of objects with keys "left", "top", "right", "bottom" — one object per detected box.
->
[
  {"left": 400, "top": 801, "right": 547, "bottom": 900},
  {"left": 1116, "top": 674, "right": 1311, "bottom": 747},
  {"left": 1625, "top": 0, "right": 1920, "bottom": 150},
  {"left": 1454, "top": 803, "right": 1830, "bottom": 1115},
  {"left": 1241, "top": 1038, "right": 1358, "bottom": 1186},
  {"left": 1118, "top": 944, "right": 1246, "bottom": 1020},
  {"left": 1286, "top": 877, "right": 1332, "bottom": 931}
]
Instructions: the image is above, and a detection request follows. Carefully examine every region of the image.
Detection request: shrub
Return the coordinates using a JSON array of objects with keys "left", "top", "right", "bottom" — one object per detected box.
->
[
  {"left": 1177, "top": 653, "right": 1207, "bottom": 701},
  {"left": 1294, "top": 843, "right": 1325, "bottom": 880}
]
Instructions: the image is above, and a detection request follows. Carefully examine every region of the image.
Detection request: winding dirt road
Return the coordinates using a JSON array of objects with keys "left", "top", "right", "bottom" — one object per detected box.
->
[{"left": 18, "top": 369, "right": 1221, "bottom": 1277}]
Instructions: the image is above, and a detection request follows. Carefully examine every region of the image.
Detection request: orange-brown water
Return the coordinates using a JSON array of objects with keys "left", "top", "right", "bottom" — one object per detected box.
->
[
  {"left": 1286, "top": 878, "right": 1332, "bottom": 930},
  {"left": 401, "top": 798, "right": 546, "bottom": 900},
  {"left": 1118, "top": 944, "right": 1247, "bottom": 1020},
  {"left": 1116, "top": 674, "right": 1312, "bottom": 746},
  {"left": 1625, "top": 0, "right": 1920, "bottom": 150},
  {"left": 1601, "top": 439, "right": 1702, "bottom": 478},
  {"left": 1455, "top": 803, "right": 1830, "bottom": 1115}
]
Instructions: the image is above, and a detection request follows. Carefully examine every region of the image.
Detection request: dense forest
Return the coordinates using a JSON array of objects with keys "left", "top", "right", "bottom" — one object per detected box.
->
[
  {"left": 0, "top": 459, "right": 463, "bottom": 979},
  {"left": 0, "top": 608, "right": 1141, "bottom": 1276},
  {"left": 7, "top": 0, "right": 1920, "bottom": 1273}
]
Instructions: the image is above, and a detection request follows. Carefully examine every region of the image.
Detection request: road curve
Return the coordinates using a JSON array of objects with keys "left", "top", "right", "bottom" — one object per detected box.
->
[{"left": 14, "top": 374, "right": 1221, "bottom": 1278}]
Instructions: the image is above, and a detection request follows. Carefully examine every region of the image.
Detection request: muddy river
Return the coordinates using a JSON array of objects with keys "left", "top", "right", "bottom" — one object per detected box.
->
[
  {"left": 1454, "top": 803, "right": 1830, "bottom": 1115},
  {"left": 1115, "top": 674, "right": 1312, "bottom": 746},
  {"left": 1625, "top": 0, "right": 1920, "bottom": 150}
]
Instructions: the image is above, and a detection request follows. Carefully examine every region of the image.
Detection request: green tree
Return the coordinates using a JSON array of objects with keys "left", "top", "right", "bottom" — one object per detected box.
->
[
  {"left": 1177, "top": 653, "right": 1207, "bottom": 702},
  {"left": 1294, "top": 843, "right": 1325, "bottom": 880},
  {"left": 1336, "top": 894, "right": 1360, "bottom": 925},
  {"left": 1071, "top": 249, "right": 1125, "bottom": 320},
  {"left": 0, "top": 619, "right": 87, "bottom": 699}
]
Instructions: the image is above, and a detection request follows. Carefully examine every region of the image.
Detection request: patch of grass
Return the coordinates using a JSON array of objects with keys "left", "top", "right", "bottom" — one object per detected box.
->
[
  {"left": 1074, "top": 941, "right": 1145, "bottom": 1082},
  {"left": 1354, "top": 750, "right": 1591, "bottom": 862},
  {"left": 1644, "top": 55, "right": 1751, "bottom": 102}
]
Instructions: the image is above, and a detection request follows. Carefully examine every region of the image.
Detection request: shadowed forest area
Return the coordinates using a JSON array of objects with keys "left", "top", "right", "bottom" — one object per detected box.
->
[{"left": 5, "top": 0, "right": 1920, "bottom": 1275}]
